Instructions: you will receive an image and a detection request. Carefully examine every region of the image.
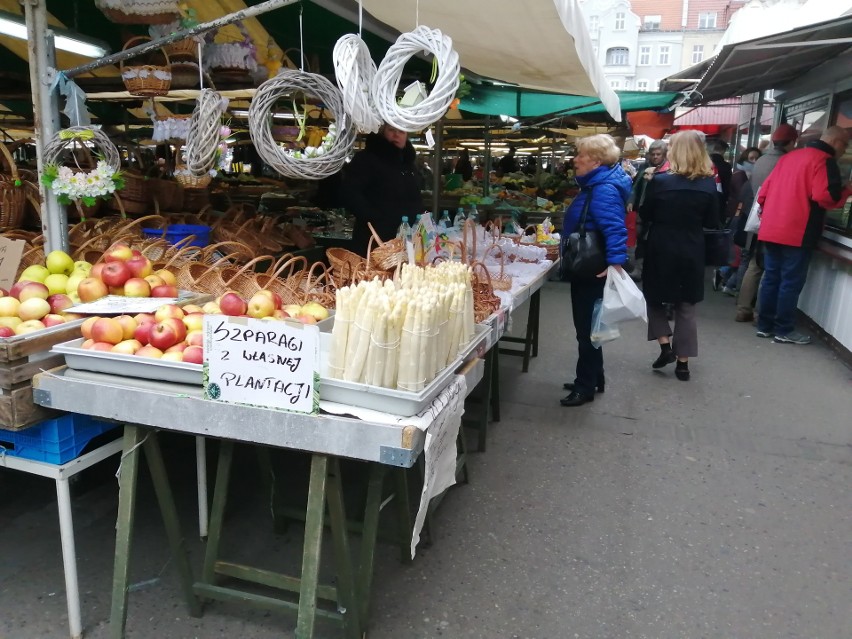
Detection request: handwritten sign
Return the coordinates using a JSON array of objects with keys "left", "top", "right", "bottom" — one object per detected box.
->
[
  {"left": 0, "top": 236, "right": 26, "bottom": 291},
  {"left": 67, "top": 291, "right": 206, "bottom": 314},
  {"left": 203, "top": 315, "right": 320, "bottom": 415}
]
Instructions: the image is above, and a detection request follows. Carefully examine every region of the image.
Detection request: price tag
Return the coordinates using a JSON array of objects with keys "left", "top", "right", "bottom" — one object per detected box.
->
[
  {"left": 202, "top": 315, "right": 320, "bottom": 415},
  {"left": 0, "top": 236, "right": 25, "bottom": 291},
  {"left": 535, "top": 197, "right": 549, "bottom": 208},
  {"left": 67, "top": 291, "right": 206, "bottom": 314}
]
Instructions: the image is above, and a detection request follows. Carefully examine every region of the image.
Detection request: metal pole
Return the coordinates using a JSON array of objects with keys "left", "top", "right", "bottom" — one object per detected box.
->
[
  {"left": 749, "top": 92, "right": 765, "bottom": 149},
  {"left": 431, "top": 121, "right": 443, "bottom": 219},
  {"left": 25, "top": 1, "right": 66, "bottom": 252},
  {"left": 63, "top": 0, "right": 298, "bottom": 78},
  {"left": 483, "top": 116, "right": 491, "bottom": 197}
]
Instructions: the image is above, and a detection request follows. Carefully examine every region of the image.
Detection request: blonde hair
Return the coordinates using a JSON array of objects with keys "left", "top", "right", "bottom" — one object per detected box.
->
[
  {"left": 576, "top": 134, "right": 621, "bottom": 166},
  {"left": 667, "top": 130, "right": 714, "bottom": 179}
]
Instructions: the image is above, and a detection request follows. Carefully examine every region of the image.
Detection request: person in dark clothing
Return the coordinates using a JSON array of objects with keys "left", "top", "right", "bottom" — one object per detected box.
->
[
  {"left": 640, "top": 130, "right": 721, "bottom": 381},
  {"left": 342, "top": 124, "right": 424, "bottom": 256},
  {"left": 497, "top": 146, "right": 519, "bottom": 176},
  {"left": 627, "top": 139, "right": 669, "bottom": 280},
  {"left": 559, "top": 134, "right": 630, "bottom": 407},
  {"left": 522, "top": 155, "right": 537, "bottom": 176},
  {"left": 454, "top": 149, "right": 473, "bottom": 181},
  {"left": 707, "top": 138, "right": 732, "bottom": 209}
]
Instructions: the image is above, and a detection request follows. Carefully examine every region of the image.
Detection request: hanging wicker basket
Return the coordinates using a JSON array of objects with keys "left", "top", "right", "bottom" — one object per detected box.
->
[
  {"left": 0, "top": 142, "right": 27, "bottom": 230},
  {"left": 120, "top": 36, "right": 172, "bottom": 97},
  {"left": 96, "top": 0, "right": 180, "bottom": 25}
]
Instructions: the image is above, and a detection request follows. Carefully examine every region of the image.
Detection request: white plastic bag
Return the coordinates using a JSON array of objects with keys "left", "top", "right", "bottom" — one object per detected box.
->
[
  {"left": 591, "top": 299, "right": 620, "bottom": 349},
  {"left": 600, "top": 266, "right": 647, "bottom": 325},
  {"left": 744, "top": 186, "right": 762, "bottom": 234}
]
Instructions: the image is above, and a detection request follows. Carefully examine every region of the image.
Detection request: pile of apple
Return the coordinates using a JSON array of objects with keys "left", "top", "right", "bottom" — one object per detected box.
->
[
  {"left": 74, "top": 242, "right": 180, "bottom": 302},
  {"left": 78, "top": 292, "right": 331, "bottom": 362},
  {"left": 0, "top": 250, "right": 91, "bottom": 337}
]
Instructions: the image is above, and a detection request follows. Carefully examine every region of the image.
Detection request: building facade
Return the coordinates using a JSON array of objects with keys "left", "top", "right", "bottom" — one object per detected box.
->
[{"left": 579, "top": 0, "right": 748, "bottom": 90}]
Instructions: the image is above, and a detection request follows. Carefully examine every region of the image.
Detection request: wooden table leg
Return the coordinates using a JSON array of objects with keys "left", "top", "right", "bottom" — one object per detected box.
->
[
  {"left": 202, "top": 440, "right": 234, "bottom": 586},
  {"left": 109, "top": 426, "right": 143, "bottom": 638},
  {"left": 357, "top": 464, "right": 387, "bottom": 627},
  {"left": 295, "top": 454, "right": 329, "bottom": 639},
  {"left": 143, "top": 431, "right": 201, "bottom": 617},
  {"left": 530, "top": 289, "right": 541, "bottom": 358},
  {"left": 393, "top": 467, "right": 413, "bottom": 564},
  {"left": 490, "top": 345, "right": 501, "bottom": 423},
  {"left": 325, "top": 458, "right": 361, "bottom": 639}
]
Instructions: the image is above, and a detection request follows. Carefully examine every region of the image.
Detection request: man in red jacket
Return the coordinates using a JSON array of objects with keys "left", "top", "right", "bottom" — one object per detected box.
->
[{"left": 756, "top": 126, "right": 852, "bottom": 344}]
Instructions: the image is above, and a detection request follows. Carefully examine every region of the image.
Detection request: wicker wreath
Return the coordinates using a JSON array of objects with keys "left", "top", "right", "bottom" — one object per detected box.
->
[
  {"left": 373, "top": 26, "right": 460, "bottom": 132},
  {"left": 43, "top": 126, "right": 120, "bottom": 171},
  {"left": 333, "top": 34, "right": 381, "bottom": 134},
  {"left": 248, "top": 70, "right": 357, "bottom": 180},
  {"left": 184, "top": 89, "right": 227, "bottom": 177}
]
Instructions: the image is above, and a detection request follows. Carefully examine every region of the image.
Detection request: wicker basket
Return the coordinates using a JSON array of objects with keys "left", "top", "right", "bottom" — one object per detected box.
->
[
  {"left": 120, "top": 36, "right": 172, "bottom": 97},
  {"left": 165, "top": 38, "right": 200, "bottom": 61},
  {"left": 182, "top": 188, "right": 210, "bottom": 212},
  {"left": 0, "top": 142, "right": 26, "bottom": 230},
  {"left": 148, "top": 178, "right": 183, "bottom": 211},
  {"left": 366, "top": 222, "right": 405, "bottom": 271},
  {"left": 174, "top": 170, "right": 212, "bottom": 189},
  {"left": 95, "top": 0, "right": 179, "bottom": 24},
  {"left": 481, "top": 245, "right": 512, "bottom": 291},
  {"left": 471, "top": 262, "right": 501, "bottom": 324}
]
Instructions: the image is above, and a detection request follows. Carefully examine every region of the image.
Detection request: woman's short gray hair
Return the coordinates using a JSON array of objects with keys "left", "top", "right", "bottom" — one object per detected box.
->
[
  {"left": 576, "top": 134, "right": 621, "bottom": 166},
  {"left": 649, "top": 139, "right": 668, "bottom": 153}
]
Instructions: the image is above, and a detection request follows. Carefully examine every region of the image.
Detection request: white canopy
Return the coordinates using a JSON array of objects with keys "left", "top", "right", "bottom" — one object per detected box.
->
[{"left": 361, "top": 0, "right": 621, "bottom": 121}]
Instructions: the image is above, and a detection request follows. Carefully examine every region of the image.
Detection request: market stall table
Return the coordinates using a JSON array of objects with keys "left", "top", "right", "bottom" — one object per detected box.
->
[{"left": 32, "top": 359, "right": 483, "bottom": 639}]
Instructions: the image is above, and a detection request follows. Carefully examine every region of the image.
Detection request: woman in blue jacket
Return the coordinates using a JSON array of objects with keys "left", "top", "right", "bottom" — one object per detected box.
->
[{"left": 561, "top": 134, "right": 631, "bottom": 407}]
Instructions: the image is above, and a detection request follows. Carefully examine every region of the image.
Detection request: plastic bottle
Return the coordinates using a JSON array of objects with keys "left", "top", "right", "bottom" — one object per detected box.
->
[
  {"left": 398, "top": 216, "right": 412, "bottom": 242},
  {"left": 437, "top": 209, "right": 451, "bottom": 232},
  {"left": 469, "top": 204, "right": 479, "bottom": 226},
  {"left": 454, "top": 207, "right": 465, "bottom": 232}
]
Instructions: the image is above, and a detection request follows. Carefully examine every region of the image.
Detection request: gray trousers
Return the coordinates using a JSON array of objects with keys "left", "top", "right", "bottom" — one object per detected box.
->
[{"left": 647, "top": 302, "right": 698, "bottom": 358}]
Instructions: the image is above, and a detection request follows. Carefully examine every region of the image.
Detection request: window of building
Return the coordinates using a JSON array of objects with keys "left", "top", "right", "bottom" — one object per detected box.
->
[
  {"left": 643, "top": 14, "right": 661, "bottom": 30},
  {"left": 639, "top": 45, "right": 651, "bottom": 66},
  {"left": 589, "top": 15, "right": 599, "bottom": 34},
  {"left": 658, "top": 45, "right": 670, "bottom": 65},
  {"left": 610, "top": 79, "right": 621, "bottom": 89},
  {"left": 699, "top": 12, "right": 717, "bottom": 29},
  {"left": 637, "top": 80, "right": 649, "bottom": 91},
  {"left": 615, "top": 12, "right": 625, "bottom": 30},
  {"left": 692, "top": 44, "right": 704, "bottom": 63},
  {"left": 606, "top": 47, "right": 629, "bottom": 66}
]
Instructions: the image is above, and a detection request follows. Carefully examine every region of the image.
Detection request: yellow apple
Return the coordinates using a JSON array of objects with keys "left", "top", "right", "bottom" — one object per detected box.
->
[{"left": 45, "top": 250, "right": 75, "bottom": 275}]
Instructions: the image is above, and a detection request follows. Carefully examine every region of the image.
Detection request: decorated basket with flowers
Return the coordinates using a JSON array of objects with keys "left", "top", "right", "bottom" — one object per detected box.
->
[
  {"left": 175, "top": 124, "right": 231, "bottom": 189},
  {"left": 203, "top": 22, "right": 258, "bottom": 78}
]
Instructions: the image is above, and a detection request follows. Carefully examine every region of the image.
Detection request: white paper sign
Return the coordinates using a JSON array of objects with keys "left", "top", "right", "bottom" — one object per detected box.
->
[
  {"left": 410, "top": 375, "right": 467, "bottom": 557},
  {"left": 68, "top": 290, "right": 203, "bottom": 314},
  {"left": 202, "top": 315, "right": 320, "bottom": 414},
  {"left": 0, "top": 236, "right": 25, "bottom": 290}
]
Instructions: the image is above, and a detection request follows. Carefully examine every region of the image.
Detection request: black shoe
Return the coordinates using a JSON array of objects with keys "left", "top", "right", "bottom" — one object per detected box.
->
[
  {"left": 560, "top": 391, "right": 594, "bottom": 407},
  {"left": 652, "top": 350, "right": 676, "bottom": 369},
  {"left": 562, "top": 381, "right": 605, "bottom": 393},
  {"left": 675, "top": 361, "right": 690, "bottom": 381}
]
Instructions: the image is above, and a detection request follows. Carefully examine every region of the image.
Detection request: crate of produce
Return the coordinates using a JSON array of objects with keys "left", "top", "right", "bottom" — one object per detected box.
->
[
  {"left": 0, "top": 414, "right": 119, "bottom": 464},
  {"left": 0, "top": 321, "right": 84, "bottom": 431},
  {"left": 142, "top": 224, "right": 211, "bottom": 248}
]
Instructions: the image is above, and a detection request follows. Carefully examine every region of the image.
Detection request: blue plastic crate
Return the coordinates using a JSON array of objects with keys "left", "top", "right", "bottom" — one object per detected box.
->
[
  {"left": 0, "top": 415, "right": 119, "bottom": 464},
  {"left": 142, "top": 224, "right": 211, "bottom": 248}
]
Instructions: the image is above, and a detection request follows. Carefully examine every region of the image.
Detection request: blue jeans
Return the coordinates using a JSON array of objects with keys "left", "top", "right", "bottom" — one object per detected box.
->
[{"left": 757, "top": 242, "right": 812, "bottom": 336}]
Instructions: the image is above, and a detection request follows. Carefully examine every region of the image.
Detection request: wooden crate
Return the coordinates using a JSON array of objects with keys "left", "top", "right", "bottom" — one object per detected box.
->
[{"left": 0, "top": 322, "right": 83, "bottom": 431}]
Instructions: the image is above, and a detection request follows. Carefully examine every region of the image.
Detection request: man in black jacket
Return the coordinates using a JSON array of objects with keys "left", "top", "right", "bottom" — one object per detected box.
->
[{"left": 342, "top": 124, "right": 424, "bottom": 256}]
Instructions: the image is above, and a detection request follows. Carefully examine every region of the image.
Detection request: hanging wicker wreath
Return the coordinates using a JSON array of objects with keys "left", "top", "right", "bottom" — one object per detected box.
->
[
  {"left": 249, "top": 70, "right": 357, "bottom": 180},
  {"left": 373, "top": 25, "right": 460, "bottom": 133},
  {"left": 333, "top": 34, "right": 381, "bottom": 134},
  {"left": 43, "top": 127, "right": 120, "bottom": 170},
  {"left": 184, "top": 88, "right": 228, "bottom": 177}
]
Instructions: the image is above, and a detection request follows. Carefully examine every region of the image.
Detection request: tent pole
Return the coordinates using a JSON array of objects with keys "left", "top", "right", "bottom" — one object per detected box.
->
[
  {"left": 25, "top": 1, "right": 66, "bottom": 253},
  {"left": 431, "top": 121, "right": 443, "bottom": 219},
  {"left": 483, "top": 116, "right": 491, "bottom": 197}
]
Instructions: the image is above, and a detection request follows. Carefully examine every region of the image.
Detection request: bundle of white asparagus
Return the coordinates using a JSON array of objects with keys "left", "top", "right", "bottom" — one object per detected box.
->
[{"left": 328, "top": 262, "right": 476, "bottom": 391}]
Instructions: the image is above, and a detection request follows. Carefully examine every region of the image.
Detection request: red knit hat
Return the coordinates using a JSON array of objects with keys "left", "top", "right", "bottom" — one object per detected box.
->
[{"left": 771, "top": 124, "right": 799, "bottom": 143}]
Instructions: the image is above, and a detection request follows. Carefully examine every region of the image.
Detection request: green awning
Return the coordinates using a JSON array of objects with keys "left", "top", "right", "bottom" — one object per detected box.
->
[{"left": 460, "top": 86, "right": 680, "bottom": 118}]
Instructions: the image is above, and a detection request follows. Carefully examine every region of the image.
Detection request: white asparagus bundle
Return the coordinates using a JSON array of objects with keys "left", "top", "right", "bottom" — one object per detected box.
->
[{"left": 328, "top": 285, "right": 351, "bottom": 379}]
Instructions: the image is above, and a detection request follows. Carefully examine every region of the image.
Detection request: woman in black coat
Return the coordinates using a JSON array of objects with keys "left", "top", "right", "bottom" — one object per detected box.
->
[
  {"left": 342, "top": 124, "right": 424, "bottom": 256},
  {"left": 640, "top": 130, "right": 720, "bottom": 381}
]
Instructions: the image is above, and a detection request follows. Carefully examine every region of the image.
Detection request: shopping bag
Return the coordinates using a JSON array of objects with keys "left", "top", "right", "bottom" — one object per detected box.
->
[
  {"left": 744, "top": 187, "right": 762, "bottom": 234},
  {"left": 591, "top": 299, "right": 620, "bottom": 349},
  {"left": 600, "top": 266, "right": 647, "bottom": 325}
]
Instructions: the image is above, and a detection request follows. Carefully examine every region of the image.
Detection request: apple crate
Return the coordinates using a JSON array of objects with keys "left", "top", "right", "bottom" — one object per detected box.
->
[
  {"left": 0, "top": 414, "right": 119, "bottom": 464},
  {"left": 0, "top": 321, "right": 84, "bottom": 431}
]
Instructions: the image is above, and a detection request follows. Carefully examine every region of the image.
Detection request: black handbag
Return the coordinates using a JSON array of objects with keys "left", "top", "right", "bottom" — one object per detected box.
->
[
  {"left": 560, "top": 187, "right": 608, "bottom": 281},
  {"left": 704, "top": 229, "right": 732, "bottom": 266}
]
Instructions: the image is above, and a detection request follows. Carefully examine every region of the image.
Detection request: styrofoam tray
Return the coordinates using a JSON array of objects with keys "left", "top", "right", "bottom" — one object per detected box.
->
[{"left": 53, "top": 338, "right": 202, "bottom": 385}]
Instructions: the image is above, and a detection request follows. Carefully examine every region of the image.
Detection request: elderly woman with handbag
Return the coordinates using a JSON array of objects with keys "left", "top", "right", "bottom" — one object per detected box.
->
[
  {"left": 560, "top": 134, "right": 631, "bottom": 407},
  {"left": 639, "top": 130, "right": 721, "bottom": 381}
]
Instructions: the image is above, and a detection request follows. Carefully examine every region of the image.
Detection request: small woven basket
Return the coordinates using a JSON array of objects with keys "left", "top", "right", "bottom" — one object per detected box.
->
[
  {"left": 120, "top": 36, "right": 172, "bottom": 97},
  {"left": 95, "top": 0, "right": 179, "bottom": 24},
  {"left": 0, "top": 142, "right": 26, "bottom": 230}
]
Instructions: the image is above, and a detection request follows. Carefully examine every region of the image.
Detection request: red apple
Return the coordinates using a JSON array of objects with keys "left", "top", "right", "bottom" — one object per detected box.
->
[
  {"left": 186, "top": 330, "right": 203, "bottom": 347},
  {"left": 219, "top": 292, "right": 248, "bottom": 317},
  {"left": 18, "top": 282, "right": 50, "bottom": 302},
  {"left": 9, "top": 281, "right": 32, "bottom": 300},
  {"left": 151, "top": 284, "right": 179, "bottom": 298},
  {"left": 126, "top": 256, "right": 153, "bottom": 279},
  {"left": 92, "top": 318, "right": 124, "bottom": 345},
  {"left": 77, "top": 277, "right": 109, "bottom": 302},
  {"left": 183, "top": 345, "right": 204, "bottom": 364},
  {"left": 101, "top": 261, "right": 132, "bottom": 288},
  {"left": 162, "top": 317, "right": 187, "bottom": 343},
  {"left": 134, "top": 312, "right": 156, "bottom": 326},
  {"left": 124, "top": 278, "right": 151, "bottom": 298},
  {"left": 0, "top": 326, "right": 15, "bottom": 338},
  {"left": 42, "top": 314, "right": 66, "bottom": 327},
  {"left": 89, "top": 341, "right": 115, "bottom": 352},
  {"left": 165, "top": 342, "right": 188, "bottom": 354},
  {"left": 47, "top": 293, "right": 74, "bottom": 314},
  {"left": 133, "top": 321, "right": 153, "bottom": 345},
  {"left": 149, "top": 321, "right": 180, "bottom": 350},
  {"left": 104, "top": 243, "right": 133, "bottom": 263},
  {"left": 144, "top": 274, "right": 166, "bottom": 290},
  {"left": 272, "top": 309, "right": 288, "bottom": 321},
  {"left": 131, "top": 249, "right": 143, "bottom": 258},
  {"left": 154, "top": 304, "right": 184, "bottom": 322},
  {"left": 90, "top": 263, "right": 106, "bottom": 280},
  {"left": 136, "top": 345, "right": 164, "bottom": 359}
]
